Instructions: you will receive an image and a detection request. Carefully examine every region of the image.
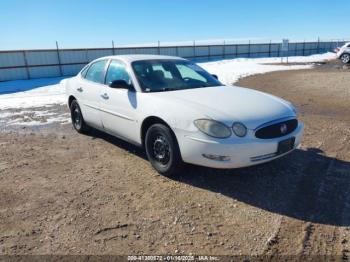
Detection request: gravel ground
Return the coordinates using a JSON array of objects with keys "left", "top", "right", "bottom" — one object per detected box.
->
[{"left": 0, "top": 60, "right": 349, "bottom": 259}]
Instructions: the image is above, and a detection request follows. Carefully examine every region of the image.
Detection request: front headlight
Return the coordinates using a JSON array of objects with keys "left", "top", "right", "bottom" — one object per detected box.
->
[
  {"left": 194, "top": 119, "right": 232, "bottom": 138},
  {"left": 232, "top": 122, "right": 247, "bottom": 137}
]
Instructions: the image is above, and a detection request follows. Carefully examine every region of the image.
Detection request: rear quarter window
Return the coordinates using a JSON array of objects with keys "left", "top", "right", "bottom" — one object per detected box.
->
[{"left": 80, "top": 65, "right": 90, "bottom": 78}]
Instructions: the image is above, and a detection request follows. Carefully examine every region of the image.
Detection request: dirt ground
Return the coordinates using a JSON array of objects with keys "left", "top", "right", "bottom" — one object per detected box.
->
[{"left": 0, "top": 60, "right": 350, "bottom": 260}]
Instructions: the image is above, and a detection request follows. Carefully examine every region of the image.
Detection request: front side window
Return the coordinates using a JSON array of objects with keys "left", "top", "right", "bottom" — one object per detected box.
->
[
  {"left": 132, "top": 59, "right": 222, "bottom": 92},
  {"left": 84, "top": 60, "right": 108, "bottom": 84},
  {"left": 105, "top": 60, "right": 131, "bottom": 85}
]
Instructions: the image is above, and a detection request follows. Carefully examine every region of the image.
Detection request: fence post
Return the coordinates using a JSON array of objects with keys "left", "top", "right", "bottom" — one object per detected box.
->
[
  {"left": 22, "top": 50, "right": 30, "bottom": 79},
  {"left": 268, "top": 40, "right": 272, "bottom": 57},
  {"left": 158, "top": 41, "right": 160, "bottom": 55},
  {"left": 85, "top": 48, "right": 89, "bottom": 64},
  {"left": 302, "top": 40, "right": 305, "bottom": 56},
  {"left": 235, "top": 44, "right": 238, "bottom": 58},
  {"left": 208, "top": 45, "right": 211, "bottom": 60},
  {"left": 176, "top": 45, "right": 179, "bottom": 57},
  {"left": 56, "top": 41, "right": 63, "bottom": 76},
  {"left": 193, "top": 40, "right": 196, "bottom": 59},
  {"left": 248, "top": 40, "right": 251, "bottom": 58},
  {"left": 317, "top": 37, "right": 320, "bottom": 54},
  {"left": 223, "top": 40, "right": 226, "bottom": 59},
  {"left": 112, "top": 40, "right": 115, "bottom": 55}
]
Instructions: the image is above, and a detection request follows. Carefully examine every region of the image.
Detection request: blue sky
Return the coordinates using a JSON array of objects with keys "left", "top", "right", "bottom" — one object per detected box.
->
[{"left": 0, "top": 0, "right": 349, "bottom": 50}]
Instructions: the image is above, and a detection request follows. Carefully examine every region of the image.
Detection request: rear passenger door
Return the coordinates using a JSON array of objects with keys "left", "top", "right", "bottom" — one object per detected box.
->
[
  {"left": 99, "top": 60, "right": 139, "bottom": 142},
  {"left": 77, "top": 59, "right": 108, "bottom": 128}
]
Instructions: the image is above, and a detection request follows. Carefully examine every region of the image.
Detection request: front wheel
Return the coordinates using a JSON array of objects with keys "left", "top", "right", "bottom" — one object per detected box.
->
[
  {"left": 70, "top": 100, "right": 89, "bottom": 134},
  {"left": 340, "top": 53, "right": 350, "bottom": 64},
  {"left": 145, "top": 124, "right": 183, "bottom": 176}
]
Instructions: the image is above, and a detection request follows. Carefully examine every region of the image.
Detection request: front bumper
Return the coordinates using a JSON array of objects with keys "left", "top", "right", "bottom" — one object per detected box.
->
[{"left": 176, "top": 122, "right": 304, "bottom": 169}]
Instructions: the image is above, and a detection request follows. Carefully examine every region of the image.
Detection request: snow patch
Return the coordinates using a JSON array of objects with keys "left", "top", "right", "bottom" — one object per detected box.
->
[
  {"left": 0, "top": 81, "right": 67, "bottom": 110},
  {"left": 199, "top": 52, "right": 336, "bottom": 84}
]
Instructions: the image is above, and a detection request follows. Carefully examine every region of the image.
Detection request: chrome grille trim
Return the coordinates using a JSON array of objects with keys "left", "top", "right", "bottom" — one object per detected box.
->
[{"left": 253, "top": 116, "right": 296, "bottom": 131}]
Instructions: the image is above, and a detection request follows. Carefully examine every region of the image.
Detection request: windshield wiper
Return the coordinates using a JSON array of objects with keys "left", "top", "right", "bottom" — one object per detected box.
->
[
  {"left": 158, "top": 87, "right": 183, "bottom": 92},
  {"left": 147, "top": 85, "right": 213, "bottom": 93},
  {"left": 190, "top": 84, "right": 214, "bottom": 89}
]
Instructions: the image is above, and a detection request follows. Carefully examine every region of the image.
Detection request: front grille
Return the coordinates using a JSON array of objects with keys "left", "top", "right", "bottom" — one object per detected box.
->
[{"left": 255, "top": 119, "right": 298, "bottom": 139}]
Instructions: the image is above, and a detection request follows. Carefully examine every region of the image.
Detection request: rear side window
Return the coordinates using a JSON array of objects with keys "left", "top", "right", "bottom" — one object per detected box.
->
[
  {"left": 105, "top": 60, "right": 131, "bottom": 85},
  {"left": 85, "top": 60, "right": 108, "bottom": 84}
]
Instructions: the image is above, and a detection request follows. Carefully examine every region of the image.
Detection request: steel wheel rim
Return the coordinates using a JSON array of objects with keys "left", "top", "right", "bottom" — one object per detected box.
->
[
  {"left": 152, "top": 135, "right": 171, "bottom": 165},
  {"left": 72, "top": 106, "right": 82, "bottom": 130},
  {"left": 342, "top": 54, "right": 350, "bottom": 63}
]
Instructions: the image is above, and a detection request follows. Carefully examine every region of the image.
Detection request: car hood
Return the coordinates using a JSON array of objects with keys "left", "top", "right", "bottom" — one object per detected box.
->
[{"left": 150, "top": 85, "right": 296, "bottom": 129}]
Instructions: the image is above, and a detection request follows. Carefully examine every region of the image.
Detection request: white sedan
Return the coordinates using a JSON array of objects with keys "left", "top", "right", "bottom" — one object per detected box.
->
[
  {"left": 335, "top": 42, "right": 350, "bottom": 64},
  {"left": 64, "top": 55, "right": 304, "bottom": 176}
]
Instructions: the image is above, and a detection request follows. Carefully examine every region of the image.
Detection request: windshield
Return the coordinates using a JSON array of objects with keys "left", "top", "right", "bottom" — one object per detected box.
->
[{"left": 131, "top": 59, "right": 222, "bottom": 92}]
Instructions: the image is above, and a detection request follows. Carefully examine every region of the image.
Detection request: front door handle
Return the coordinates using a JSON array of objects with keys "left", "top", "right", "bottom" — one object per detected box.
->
[
  {"left": 77, "top": 87, "right": 83, "bottom": 92},
  {"left": 101, "top": 93, "right": 109, "bottom": 100}
]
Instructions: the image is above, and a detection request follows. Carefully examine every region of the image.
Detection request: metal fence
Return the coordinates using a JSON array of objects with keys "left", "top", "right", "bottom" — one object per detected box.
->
[{"left": 0, "top": 39, "right": 347, "bottom": 82}]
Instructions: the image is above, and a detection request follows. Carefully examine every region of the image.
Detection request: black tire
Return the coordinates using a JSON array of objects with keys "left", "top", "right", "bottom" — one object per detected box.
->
[
  {"left": 340, "top": 53, "right": 350, "bottom": 64},
  {"left": 70, "top": 100, "right": 89, "bottom": 134},
  {"left": 145, "top": 124, "right": 183, "bottom": 176}
]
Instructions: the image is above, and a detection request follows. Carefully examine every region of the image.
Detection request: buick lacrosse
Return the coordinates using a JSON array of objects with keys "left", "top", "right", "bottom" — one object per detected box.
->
[{"left": 64, "top": 55, "right": 304, "bottom": 176}]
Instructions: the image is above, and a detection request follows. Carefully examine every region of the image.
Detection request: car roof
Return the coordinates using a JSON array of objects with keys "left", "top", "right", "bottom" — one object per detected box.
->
[{"left": 96, "top": 54, "right": 187, "bottom": 63}]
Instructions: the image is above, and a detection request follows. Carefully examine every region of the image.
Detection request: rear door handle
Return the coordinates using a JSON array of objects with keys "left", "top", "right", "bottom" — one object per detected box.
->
[
  {"left": 77, "top": 87, "right": 83, "bottom": 92},
  {"left": 101, "top": 93, "right": 109, "bottom": 100}
]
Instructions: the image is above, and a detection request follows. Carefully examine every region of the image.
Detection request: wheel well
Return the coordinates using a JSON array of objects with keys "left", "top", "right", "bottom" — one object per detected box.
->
[
  {"left": 68, "top": 95, "right": 76, "bottom": 109},
  {"left": 141, "top": 116, "right": 172, "bottom": 147}
]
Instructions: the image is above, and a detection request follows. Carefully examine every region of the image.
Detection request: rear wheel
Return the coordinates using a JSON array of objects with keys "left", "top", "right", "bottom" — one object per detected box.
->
[
  {"left": 145, "top": 124, "right": 183, "bottom": 176},
  {"left": 340, "top": 53, "right": 350, "bottom": 64},
  {"left": 70, "top": 100, "right": 89, "bottom": 134}
]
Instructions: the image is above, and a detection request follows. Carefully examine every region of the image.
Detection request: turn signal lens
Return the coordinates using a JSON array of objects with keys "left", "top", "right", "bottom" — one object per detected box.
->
[{"left": 232, "top": 122, "right": 247, "bottom": 137}]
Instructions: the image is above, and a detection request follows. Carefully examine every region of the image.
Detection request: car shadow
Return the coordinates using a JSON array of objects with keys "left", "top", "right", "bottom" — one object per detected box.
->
[
  {"left": 172, "top": 148, "right": 350, "bottom": 227},
  {"left": 88, "top": 127, "right": 146, "bottom": 159},
  {"left": 87, "top": 128, "right": 350, "bottom": 226},
  {"left": 0, "top": 76, "right": 68, "bottom": 95}
]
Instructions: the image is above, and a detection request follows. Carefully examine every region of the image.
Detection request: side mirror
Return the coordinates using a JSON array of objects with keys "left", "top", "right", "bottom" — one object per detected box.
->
[
  {"left": 109, "top": 80, "right": 134, "bottom": 90},
  {"left": 212, "top": 74, "right": 218, "bottom": 80}
]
